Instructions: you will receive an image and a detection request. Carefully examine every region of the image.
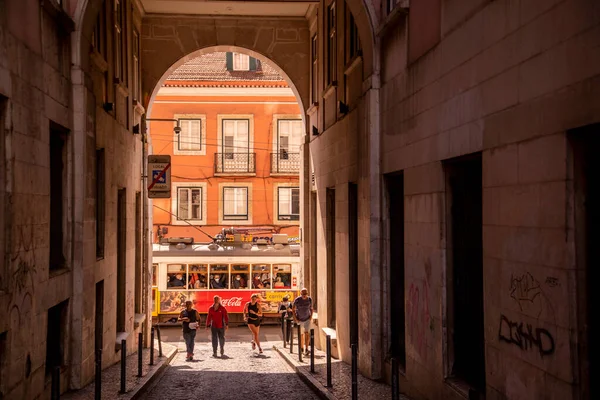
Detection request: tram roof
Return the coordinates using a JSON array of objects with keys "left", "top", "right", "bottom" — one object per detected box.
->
[{"left": 152, "top": 242, "right": 300, "bottom": 257}]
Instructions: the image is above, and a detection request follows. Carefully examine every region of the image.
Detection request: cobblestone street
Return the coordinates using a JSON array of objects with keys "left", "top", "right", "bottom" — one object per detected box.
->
[{"left": 144, "top": 326, "right": 320, "bottom": 400}]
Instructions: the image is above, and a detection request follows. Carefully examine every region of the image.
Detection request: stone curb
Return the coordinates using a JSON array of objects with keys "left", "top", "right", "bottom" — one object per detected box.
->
[
  {"left": 274, "top": 346, "right": 337, "bottom": 400},
  {"left": 127, "top": 343, "right": 178, "bottom": 400}
]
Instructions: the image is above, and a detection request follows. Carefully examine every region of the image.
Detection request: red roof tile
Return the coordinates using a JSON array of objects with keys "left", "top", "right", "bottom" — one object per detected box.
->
[{"left": 165, "top": 52, "right": 287, "bottom": 86}]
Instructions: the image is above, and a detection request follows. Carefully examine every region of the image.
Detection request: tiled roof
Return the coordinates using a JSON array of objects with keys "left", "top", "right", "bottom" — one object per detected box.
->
[{"left": 164, "top": 52, "right": 287, "bottom": 86}]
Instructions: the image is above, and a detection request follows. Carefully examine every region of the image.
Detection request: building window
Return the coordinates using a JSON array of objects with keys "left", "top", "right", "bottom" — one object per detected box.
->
[
  {"left": 50, "top": 123, "right": 68, "bottom": 272},
  {"left": 133, "top": 29, "right": 141, "bottom": 102},
  {"left": 46, "top": 300, "right": 69, "bottom": 375},
  {"left": 311, "top": 34, "right": 318, "bottom": 104},
  {"left": 92, "top": 2, "right": 107, "bottom": 59},
  {"left": 177, "top": 187, "right": 202, "bottom": 220},
  {"left": 0, "top": 97, "right": 6, "bottom": 290},
  {"left": 327, "top": 2, "right": 337, "bottom": 85},
  {"left": 278, "top": 187, "right": 300, "bottom": 221},
  {"left": 178, "top": 119, "right": 202, "bottom": 151},
  {"left": 223, "top": 187, "right": 248, "bottom": 220},
  {"left": 272, "top": 119, "right": 302, "bottom": 174},
  {"left": 96, "top": 149, "right": 105, "bottom": 259},
  {"left": 116, "top": 188, "right": 126, "bottom": 333},
  {"left": 233, "top": 53, "right": 250, "bottom": 71},
  {"left": 223, "top": 119, "right": 249, "bottom": 157},
  {"left": 345, "top": 8, "right": 361, "bottom": 62},
  {"left": 277, "top": 120, "right": 303, "bottom": 159},
  {"left": 113, "top": 0, "right": 126, "bottom": 83}
]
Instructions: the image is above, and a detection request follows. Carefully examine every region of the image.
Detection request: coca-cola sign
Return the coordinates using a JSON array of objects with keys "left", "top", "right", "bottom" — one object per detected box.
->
[{"left": 159, "top": 290, "right": 298, "bottom": 314}]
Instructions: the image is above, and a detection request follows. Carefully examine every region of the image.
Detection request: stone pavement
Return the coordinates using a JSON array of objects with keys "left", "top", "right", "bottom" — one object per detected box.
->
[
  {"left": 63, "top": 342, "right": 177, "bottom": 400},
  {"left": 143, "top": 327, "right": 321, "bottom": 400},
  {"left": 276, "top": 342, "right": 411, "bottom": 400}
]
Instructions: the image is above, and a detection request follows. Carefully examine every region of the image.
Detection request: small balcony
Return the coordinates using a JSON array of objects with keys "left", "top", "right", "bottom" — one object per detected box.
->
[
  {"left": 214, "top": 153, "right": 256, "bottom": 174},
  {"left": 270, "top": 152, "right": 300, "bottom": 175}
]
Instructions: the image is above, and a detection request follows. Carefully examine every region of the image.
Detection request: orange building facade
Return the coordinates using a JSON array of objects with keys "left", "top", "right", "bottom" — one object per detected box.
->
[{"left": 148, "top": 52, "right": 302, "bottom": 244}]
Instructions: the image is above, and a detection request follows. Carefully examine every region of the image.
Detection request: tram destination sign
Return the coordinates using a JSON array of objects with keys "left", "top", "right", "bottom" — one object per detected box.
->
[{"left": 148, "top": 155, "right": 171, "bottom": 199}]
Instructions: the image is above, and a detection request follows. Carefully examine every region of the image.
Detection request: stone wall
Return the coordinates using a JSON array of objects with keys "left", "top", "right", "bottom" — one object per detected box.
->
[{"left": 378, "top": 0, "right": 600, "bottom": 398}]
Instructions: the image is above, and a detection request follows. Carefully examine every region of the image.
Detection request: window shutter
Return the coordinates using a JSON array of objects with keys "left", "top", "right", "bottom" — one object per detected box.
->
[
  {"left": 249, "top": 57, "right": 257, "bottom": 71},
  {"left": 226, "top": 52, "right": 233, "bottom": 71}
]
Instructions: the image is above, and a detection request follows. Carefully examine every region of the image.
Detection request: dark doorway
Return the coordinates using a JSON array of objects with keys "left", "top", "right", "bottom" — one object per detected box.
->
[
  {"left": 570, "top": 125, "right": 598, "bottom": 400},
  {"left": 326, "top": 187, "right": 336, "bottom": 328},
  {"left": 117, "top": 189, "right": 126, "bottom": 333},
  {"left": 445, "top": 154, "right": 485, "bottom": 392},
  {"left": 348, "top": 183, "right": 358, "bottom": 345},
  {"left": 310, "top": 191, "right": 318, "bottom": 307},
  {"left": 46, "top": 300, "right": 69, "bottom": 375},
  {"left": 49, "top": 122, "right": 68, "bottom": 271},
  {"left": 0, "top": 330, "right": 7, "bottom": 398},
  {"left": 135, "top": 192, "right": 141, "bottom": 314},
  {"left": 95, "top": 280, "right": 104, "bottom": 352},
  {"left": 386, "top": 173, "right": 406, "bottom": 366}
]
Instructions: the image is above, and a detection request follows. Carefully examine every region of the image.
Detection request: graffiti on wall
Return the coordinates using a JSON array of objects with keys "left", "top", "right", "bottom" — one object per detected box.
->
[
  {"left": 500, "top": 271, "right": 559, "bottom": 357},
  {"left": 498, "top": 315, "right": 555, "bottom": 357},
  {"left": 407, "top": 280, "right": 431, "bottom": 360}
]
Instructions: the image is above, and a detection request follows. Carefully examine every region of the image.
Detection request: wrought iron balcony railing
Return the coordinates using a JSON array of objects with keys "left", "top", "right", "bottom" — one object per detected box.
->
[
  {"left": 270, "top": 152, "right": 300, "bottom": 174},
  {"left": 214, "top": 152, "right": 256, "bottom": 174}
]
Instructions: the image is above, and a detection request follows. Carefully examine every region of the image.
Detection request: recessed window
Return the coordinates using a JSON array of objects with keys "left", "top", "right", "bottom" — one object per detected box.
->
[
  {"left": 177, "top": 187, "right": 202, "bottom": 220},
  {"left": 178, "top": 119, "right": 202, "bottom": 151},
  {"left": 223, "top": 187, "right": 248, "bottom": 220},
  {"left": 345, "top": 8, "right": 361, "bottom": 62},
  {"left": 278, "top": 187, "right": 300, "bottom": 221},
  {"left": 223, "top": 119, "right": 249, "bottom": 157},
  {"left": 327, "top": 2, "right": 337, "bottom": 85},
  {"left": 311, "top": 35, "right": 318, "bottom": 103},
  {"left": 50, "top": 123, "right": 68, "bottom": 272},
  {"left": 46, "top": 300, "right": 69, "bottom": 375},
  {"left": 133, "top": 29, "right": 141, "bottom": 102}
]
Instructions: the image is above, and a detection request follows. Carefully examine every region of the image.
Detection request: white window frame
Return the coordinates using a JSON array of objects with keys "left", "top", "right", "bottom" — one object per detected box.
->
[
  {"left": 272, "top": 115, "right": 304, "bottom": 154},
  {"left": 171, "top": 182, "right": 207, "bottom": 225},
  {"left": 233, "top": 52, "right": 250, "bottom": 71},
  {"left": 173, "top": 114, "right": 206, "bottom": 155},
  {"left": 273, "top": 183, "right": 301, "bottom": 225},
  {"left": 217, "top": 114, "right": 254, "bottom": 161},
  {"left": 219, "top": 183, "right": 252, "bottom": 225}
]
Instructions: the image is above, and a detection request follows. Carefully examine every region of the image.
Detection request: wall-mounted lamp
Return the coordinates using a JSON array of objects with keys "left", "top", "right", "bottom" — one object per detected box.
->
[
  {"left": 103, "top": 102, "right": 114, "bottom": 112},
  {"left": 312, "top": 126, "right": 319, "bottom": 136},
  {"left": 145, "top": 117, "right": 181, "bottom": 134}
]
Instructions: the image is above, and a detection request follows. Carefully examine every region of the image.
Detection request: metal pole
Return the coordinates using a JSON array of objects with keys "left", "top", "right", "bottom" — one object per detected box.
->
[
  {"left": 150, "top": 327, "right": 155, "bottom": 365},
  {"left": 310, "top": 329, "right": 315, "bottom": 373},
  {"left": 95, "top": 349, "right": 102, "bottom": 400},
  {"left": 282, "top": 314, "right": 287, "bottom": 348},
  {"left": 155, "top": 325, "right": 163, "bottom": 357},
  {"left": 120, "top": 339, "right": 126, "bottom": 394},
  {"left": 51, "top": 366, "right": 60, "bottom": 399},
  {"left": 391, "top": 357, "right": 399, "bottom": 400},
  {"left": 326, "top": 335, "right": 332, "bottom": 387},
  {"left": 138, "top": 332, "right": 143, "bottom": 377},
  {"left": 297, "top": 324, "right": 302, "bottom": 362},
  {"left": 352, "top": 343, "right": 358, "bottom": 400},
  {"left": 289, "top": 320, "right": 294, "bottom": 354}
]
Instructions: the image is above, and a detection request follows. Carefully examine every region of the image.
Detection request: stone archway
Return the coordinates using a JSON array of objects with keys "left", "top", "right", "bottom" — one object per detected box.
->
[{"left": 141, "top": 17, "right": 311, "bottom": 114}]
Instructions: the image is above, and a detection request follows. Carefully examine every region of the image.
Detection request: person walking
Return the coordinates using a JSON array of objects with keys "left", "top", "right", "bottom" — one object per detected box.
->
[
  {"left": 206, "top": 295, "right": 229, "bottom": 357},
  {"left": 279, "top": 295, "right": 293, "bottom": 342},
  {"left": 292, "top": 288, "right": 314, "bottom": 356},
  {"left": 243, "top": 294, "right": 264, "bottom": 353},
  {"left": 178, "top": 300, "right": 200, "bottom": 361}
]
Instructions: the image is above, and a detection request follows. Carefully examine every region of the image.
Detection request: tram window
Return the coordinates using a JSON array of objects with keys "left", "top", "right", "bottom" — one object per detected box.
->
[
  {"left": 252, "top": 264, "right": 272, "bottom": 289},
  {"left": 167, "top": 264, "right": 187, "bottom": 289},
  {"left": 209, "top": 265, "right": 229, "bottom": 289},
  {"left": 152, "top": 263, "right": 158, "bottom": 287},
  {"left": 188, "top": 264, "right": 208, "bottom": 289},
  {"left": 273, "top": 264, "right": 292, "bottom": 288},
  {"left": 231, "top": 264, "right": 249, "bottom": 289}
]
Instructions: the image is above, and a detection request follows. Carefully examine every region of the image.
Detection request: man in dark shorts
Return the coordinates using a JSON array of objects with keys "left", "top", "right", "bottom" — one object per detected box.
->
[
  {"left": 178, "top": 300, "right": 200, "bottom": 361},
  {"left": 292, "top": 288, "right": 313, "bottom": 356}
]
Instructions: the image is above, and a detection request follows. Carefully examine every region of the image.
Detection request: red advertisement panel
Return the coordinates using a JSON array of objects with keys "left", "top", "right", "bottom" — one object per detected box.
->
[{"left": 159, "top": 290, "right": 298, "bottom": 314}]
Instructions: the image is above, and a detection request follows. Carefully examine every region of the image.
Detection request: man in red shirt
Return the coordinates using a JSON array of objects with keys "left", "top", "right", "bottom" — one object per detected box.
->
[{"left": 206, "top": 295, "right": 229, "bottom": 357}]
